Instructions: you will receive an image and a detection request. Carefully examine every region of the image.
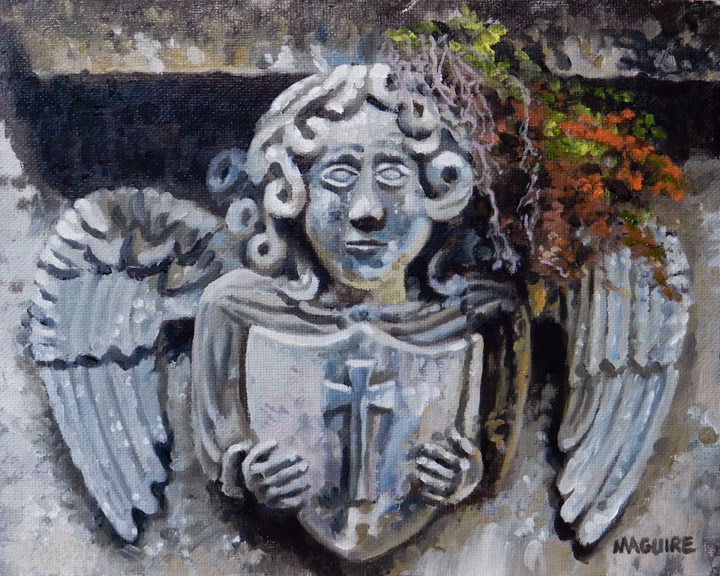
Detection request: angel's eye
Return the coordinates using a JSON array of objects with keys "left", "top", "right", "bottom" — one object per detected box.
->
[
  {"left": 375, "top": 163, "right": 410, "bottom": 187},
  {"left": 321, "top": 165, "right": 359, "bottom": 188}
]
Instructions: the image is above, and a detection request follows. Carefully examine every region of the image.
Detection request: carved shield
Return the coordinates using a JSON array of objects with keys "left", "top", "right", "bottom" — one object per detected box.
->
[{"left": 244, "top": 323, "right": 475, "bottom": 560}]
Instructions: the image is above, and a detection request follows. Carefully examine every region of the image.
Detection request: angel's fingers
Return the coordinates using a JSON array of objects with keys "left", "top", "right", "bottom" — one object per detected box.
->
[
  {"left": 420, "top": 489, "right": 449, "bottom": 504},
  {"left": 416, "top": 471, "right": 452, "bottom": 496},
  {"left": 242, "top": 440, "right": 278, "bottom": 481},
  {"left": 449, "top": 429, "right": 475, "bottom": 458},
  {"left": 420, "top": 444, "right": 461, "bottom": 470},
  {"left": 265, "top": 480, "right": 310, "bottom": 503},
  {"left": 260, "top": 460, "right": 309, "bottom": 488},
  {"left": 416, "top": 456, "right": 456, "bottom": 480},
  {"left": 244, "top": 440, "right": 278, "bottom": 467},
  {"left": 270, "top": 496, "right": 305, "bottom": 510},
  {"left": 251, "top": 452, "right": 303, "bottom": 479}
]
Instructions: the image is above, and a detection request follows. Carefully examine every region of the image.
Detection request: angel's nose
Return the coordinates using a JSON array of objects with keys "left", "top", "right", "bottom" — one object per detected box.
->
[
  {"left": 348, "top": 175, "right": 385, "bottom": 232},
  {"left": 350, "top": 214, "right": 385, "bottom": 233}
]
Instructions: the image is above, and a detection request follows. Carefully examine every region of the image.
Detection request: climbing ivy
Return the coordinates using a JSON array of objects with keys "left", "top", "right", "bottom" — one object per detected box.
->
[{"left": 386, "top": 5, "right": 684, "bottom": 297}]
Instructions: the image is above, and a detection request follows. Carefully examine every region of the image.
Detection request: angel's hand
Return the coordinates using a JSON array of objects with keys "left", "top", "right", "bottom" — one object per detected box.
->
[
  {"left": 241, "top": 439, "right": 310, "bottom": 511},
  {"left": 413, "top": 429, "right": 483, "bottom": 506}
]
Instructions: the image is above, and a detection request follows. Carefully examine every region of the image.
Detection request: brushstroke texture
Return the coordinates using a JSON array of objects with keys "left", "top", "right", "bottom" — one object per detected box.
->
[{"left": 557, "top": 227, "right": 690, "bottom": 546}]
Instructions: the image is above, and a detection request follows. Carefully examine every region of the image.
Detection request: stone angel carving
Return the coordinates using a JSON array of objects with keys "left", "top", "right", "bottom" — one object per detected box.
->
[{"left": 25, "top": 63, "right": 690, "bottom": 560}]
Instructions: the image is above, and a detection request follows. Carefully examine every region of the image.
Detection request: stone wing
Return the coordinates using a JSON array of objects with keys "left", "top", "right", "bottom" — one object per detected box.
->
[
  {"left": 26, "top": 187, "right": 236, "bottom": 540},
  {"left": 557, "top": 227, "right": 690, "bottom": 546}
]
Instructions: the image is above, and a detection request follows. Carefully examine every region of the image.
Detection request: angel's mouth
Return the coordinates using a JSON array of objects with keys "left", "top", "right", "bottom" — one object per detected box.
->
[{"left": 345, "top": 240, "right": 387, "bottom": 256}]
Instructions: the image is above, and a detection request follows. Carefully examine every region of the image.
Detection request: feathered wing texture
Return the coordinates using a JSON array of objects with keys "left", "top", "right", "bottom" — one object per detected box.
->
[
  {"left": 557, "top": 227, "right": 690, "bottom": 546},
  {"left": 27, "top": 187, "right": 238, "bottom": 541}
]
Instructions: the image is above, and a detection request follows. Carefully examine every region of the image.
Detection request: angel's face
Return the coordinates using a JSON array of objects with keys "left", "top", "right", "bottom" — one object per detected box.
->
[{"left": 303, "top": 103, "right": 432, "bottom": 296}]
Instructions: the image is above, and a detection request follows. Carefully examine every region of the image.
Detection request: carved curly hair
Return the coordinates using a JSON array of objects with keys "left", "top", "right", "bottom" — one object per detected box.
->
[{"left": 209, "top": 63, "right": 509, "bottom": 300}]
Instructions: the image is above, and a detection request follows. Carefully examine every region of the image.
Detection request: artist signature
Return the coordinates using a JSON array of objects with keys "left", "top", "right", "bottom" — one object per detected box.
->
[{"left": 613, "top": 536, "right": 696, "bottom": 555}]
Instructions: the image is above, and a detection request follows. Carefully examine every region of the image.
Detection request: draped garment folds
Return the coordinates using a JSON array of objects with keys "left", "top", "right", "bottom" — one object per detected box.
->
[{"left": 191, "top": 268, "right": 528, "bottom": 496}]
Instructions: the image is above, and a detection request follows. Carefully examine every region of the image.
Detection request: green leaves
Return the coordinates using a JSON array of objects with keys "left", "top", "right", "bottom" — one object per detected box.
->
[
  {"left": 631, "top": 112, "right": 667, "bottom": 140},
  {"left": 593, "top": 87, "right": 635, "bottom": 103},
  {"left": 410, "top": 19, "right": 441, "bottom": 36},
  {"left": 547, "top": 137, "right": 609, "bottom": 161},
  {"left": 449, "top": 39, "right": 464, "bottom": 52},
  {"left": 453, "top": 4, "right": 489, "bottom": 32},
  {"left": 620, "top": 210, "right": 652, "bottom": 227},
  {"left": 388, "top": 5, "right": 510, "bottom": 65},
  {"left": 385, "top": 19, "right": 440, "bottom": 50},
  {"left": 543, "top": 118, "right": 562, "bottom": 138},
  {"left": 450, "top": 9, "right": 507, "bottom": 58},
  {"left": 385, "top": 27, "right": 419, "bottom": 49}
]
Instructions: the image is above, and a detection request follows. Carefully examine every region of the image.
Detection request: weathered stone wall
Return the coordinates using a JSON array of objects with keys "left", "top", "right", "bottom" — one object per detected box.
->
[{"left": 3, "top": 1, "right": 720, "bottom": 80}]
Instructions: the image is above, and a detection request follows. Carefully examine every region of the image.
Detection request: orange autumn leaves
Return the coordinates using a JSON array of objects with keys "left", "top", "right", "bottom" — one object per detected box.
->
[
  {"left": 578, "top": 173, "right": 605, "bottom": 197},
  {"left": 525, "top": 94, "right": 685, "bottom": 286},
  {"left": 556, "top": 110, "right": 683, "bottom": 201}
]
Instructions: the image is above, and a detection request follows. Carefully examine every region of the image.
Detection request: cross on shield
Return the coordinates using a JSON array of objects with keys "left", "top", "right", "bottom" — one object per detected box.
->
[
  {"left": 244, "top": 323, "right": 474, "bottom": 560},
  {"left": 324, "top": 359, "right": 395, "bottom": 503}
]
